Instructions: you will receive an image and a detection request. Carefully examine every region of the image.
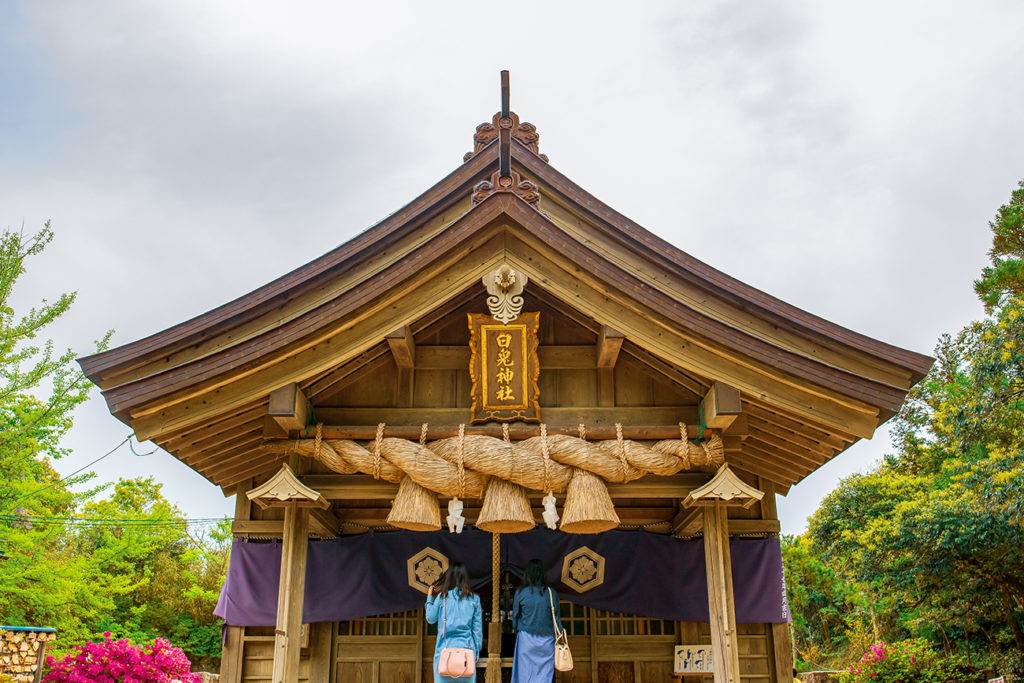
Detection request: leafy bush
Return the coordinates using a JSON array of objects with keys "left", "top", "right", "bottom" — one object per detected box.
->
[
  {"left": 839, "top": 639, "right": 975, "bottom": 683},
  {"left": 43, "top": 632, "right": 200, "bottom": 683}
]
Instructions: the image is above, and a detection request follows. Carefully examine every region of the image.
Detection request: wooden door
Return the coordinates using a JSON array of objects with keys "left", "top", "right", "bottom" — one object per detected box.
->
[{"left": 335, "top": 610, "right": 422, "bottom": 683}]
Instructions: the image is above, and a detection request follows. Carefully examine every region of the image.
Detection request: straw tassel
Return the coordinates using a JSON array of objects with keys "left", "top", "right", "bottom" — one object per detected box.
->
[
  {"left": 559, "top": 468, "right": 620, "bottom": 534},
  {"left": 385, "top": 476, "right": 442, "bottom": 531}
]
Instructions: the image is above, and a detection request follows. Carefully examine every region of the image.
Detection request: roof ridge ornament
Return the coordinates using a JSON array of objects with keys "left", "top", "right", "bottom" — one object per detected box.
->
[
  {"left": 464, "top": 71, "right": 549, "bottom": 164},
  {"left": 471, "top": 169, "right": 540, "bottom": 208}
]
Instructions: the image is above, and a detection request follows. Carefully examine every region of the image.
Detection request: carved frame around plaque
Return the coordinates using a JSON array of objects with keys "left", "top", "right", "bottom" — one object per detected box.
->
[{"left": 468, "top": 312, "right": 540, "bottom": 423}]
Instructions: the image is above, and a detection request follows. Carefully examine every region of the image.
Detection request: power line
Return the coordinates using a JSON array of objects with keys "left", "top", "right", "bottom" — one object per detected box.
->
[
  {"left": 0, "top": 513, "right": 229, "bottom": 531},
  {"left": 2, "top": 433, "right": 133, "bottom": 512}
]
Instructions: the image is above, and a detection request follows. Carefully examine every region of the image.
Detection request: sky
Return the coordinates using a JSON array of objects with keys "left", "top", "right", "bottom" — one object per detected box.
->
[{"left": 2, "top": 1, "right": 1022, "bottom": 534}]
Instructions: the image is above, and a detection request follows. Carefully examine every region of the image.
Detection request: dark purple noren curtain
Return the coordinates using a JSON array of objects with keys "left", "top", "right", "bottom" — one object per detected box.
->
[{"left": 214, "top": 527, "right": 789, "bottom": 626}]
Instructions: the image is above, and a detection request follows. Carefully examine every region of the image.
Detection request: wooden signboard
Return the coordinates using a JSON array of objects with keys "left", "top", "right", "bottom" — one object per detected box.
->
[
  {"left": 468, "top": 312, "right": 540, "bottom": 423},
  {"left": 674, "top": 645, "right": 713, "bottom": 674}
]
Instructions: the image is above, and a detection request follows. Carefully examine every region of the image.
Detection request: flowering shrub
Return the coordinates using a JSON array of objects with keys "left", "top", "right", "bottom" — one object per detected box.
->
[
  {"left": 43, "top": 633, "right": 201, "bottom": 683},
  {"left": 839, "top": 639, "right": 975, "bottom": 683}
]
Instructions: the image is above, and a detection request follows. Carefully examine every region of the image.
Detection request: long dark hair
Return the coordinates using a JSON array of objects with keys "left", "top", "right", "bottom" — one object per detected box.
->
[
  {"left": 520, "top": 558, "right": 547, "bottom": 593},
  {"left": 438, "top": 563, "right": 473, "bottom": 599}
]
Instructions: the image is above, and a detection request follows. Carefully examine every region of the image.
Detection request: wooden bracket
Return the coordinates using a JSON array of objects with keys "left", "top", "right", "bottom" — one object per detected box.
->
[
  {"left": 703, "top": 381, "right": 742, "bottom": 430},
  {"left": 386, "top": 326, "right": 415, "bottom": 369},
  {"left": 269, "top": 383, "right": 309, "bottom": 434},
  {"left": 596, "top": 326, "right": 625, "bottom": 369},
  {"left": 672, "top": 506, "right": 702, "bottom": 536}
]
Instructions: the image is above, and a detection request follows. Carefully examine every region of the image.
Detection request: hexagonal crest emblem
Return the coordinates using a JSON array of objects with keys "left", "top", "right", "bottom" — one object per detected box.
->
[
  {"left": 560, "top": 546, "right": 605, "bottom": 593},
  {"left": 407, "top": 547, "right": 449, "bottom": 594}
]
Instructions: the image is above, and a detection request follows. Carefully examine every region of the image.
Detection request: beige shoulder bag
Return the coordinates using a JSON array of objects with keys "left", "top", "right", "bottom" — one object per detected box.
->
[{"left": 548, "top": 588, "right": 573, "bottom": 672}]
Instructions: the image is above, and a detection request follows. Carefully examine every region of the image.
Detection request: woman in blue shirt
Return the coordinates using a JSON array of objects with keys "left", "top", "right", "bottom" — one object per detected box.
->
[
  {"left": 510, "top": 559, "right": 564, "bottom": 683},
  {"left": 425, "top": 563, "right": 483, "bottom": 682}
]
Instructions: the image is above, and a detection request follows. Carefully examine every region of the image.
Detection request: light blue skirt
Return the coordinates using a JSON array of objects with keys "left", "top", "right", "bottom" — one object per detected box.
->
[{"left": 510, "top": 631, "right": 555, "bottom": 683}]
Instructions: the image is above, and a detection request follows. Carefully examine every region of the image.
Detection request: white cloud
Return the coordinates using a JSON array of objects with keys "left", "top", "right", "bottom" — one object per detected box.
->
[{"left": 3, "top": 0, "right": 1022, "bottom": 526}]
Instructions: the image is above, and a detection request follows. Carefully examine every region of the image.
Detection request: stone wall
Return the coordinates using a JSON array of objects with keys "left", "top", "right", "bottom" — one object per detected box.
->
[{"left": 797, "top": 672, "right": 841, "bottom": 683}]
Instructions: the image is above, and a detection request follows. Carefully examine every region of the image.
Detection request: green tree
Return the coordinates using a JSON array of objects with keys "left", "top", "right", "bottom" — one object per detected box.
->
[
  {"left": 0, "top": 224, "right": 110, "bottom": 645},
  {"left": 0, "top": 224, "right": 229, "bottom": 669},
  {"left": 75, "top": 478, "right": 231, "bottom": 669},
  {"left": 976, "top": 179, "right": 1024, "bottom": 312},
  {"left": 795, "top": 178, "right": 1024, "bottom": 675}
]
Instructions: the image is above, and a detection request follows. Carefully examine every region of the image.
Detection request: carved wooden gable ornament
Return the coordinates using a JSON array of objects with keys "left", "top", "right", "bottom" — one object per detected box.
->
[{"left": 468, "top": 311, "right": 540, "bottom": 423}]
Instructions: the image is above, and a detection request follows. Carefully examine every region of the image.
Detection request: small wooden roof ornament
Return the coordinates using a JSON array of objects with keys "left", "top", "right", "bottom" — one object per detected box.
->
[
  {"left": 683, "top": 464, "right": 765, "bottom": 509},
  {"left": 246, "top": 464, "right": 329, "bottom": 510}
]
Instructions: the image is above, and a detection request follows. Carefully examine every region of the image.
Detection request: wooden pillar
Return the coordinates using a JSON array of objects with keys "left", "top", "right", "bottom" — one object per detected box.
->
[
  {"left": 703, "top": 502, "right": 741, "bottom": 683},
  {"left": 307, "top": 622, "right": 333, "bottom": 681},
  {"left": 683, "top": 465, "right": 764, "bottom": 683},
  {"left": 221, "top": 479, "right": 253, "bottom": 683},
  {"left": 246, "top": 464, "right": 326, "bottom": 683},
  {"left": 273, "top": 501, "right": 310, "bottom": 683}
]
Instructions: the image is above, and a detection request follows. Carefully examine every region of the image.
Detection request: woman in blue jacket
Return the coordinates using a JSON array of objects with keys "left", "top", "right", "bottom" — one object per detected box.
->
[
  {"left": 510, "top": 559, "right": 564, "bottom": 683},
  {"left": 425, "top": 563, "right": 483, "bottom": 682}
]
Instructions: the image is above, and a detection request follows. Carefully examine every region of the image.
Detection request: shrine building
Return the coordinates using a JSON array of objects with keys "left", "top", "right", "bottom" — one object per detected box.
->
[{"left": 80, "top": 73, "right": 932, "bottom": 683}]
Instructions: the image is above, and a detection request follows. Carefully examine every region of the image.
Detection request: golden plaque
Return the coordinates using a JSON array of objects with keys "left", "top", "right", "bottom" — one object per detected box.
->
[{"left": 468, "top": 312, "right": 540, "bottom": 423}]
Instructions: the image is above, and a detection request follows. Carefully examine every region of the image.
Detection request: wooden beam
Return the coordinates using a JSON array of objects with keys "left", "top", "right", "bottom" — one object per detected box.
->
[
  {"left": 727, "top": 519, "right": 780, "bottom": 534},
  {"left": 385, "top": 326, "right": 415, "bottom": 369},
  {"left": 596, "top": 326, "right": 625, "bottom": 369},
  {"left": 271, "top": 502, "right": 309, "bottom": 683},
  {"left": 412, "top": 345, "right": 599, "bottom": 370},
  {"left": 300, "top": 473, "right": 711, "bottom": 501},
  {"left": 703, "top": 381, "right": 742, "bottom": 430},
  {"left": 232, "top": 511, "right": 339, "bottom": 538},
  {"left": 300, "top": 475, "right": 400, "bottom": 500},
  {"left": 311, "top": 423, "right": 703, "bottom": 441},
  {"left": 268, "top": 383, "right": 309, "bottom": 434},
  {"left": 274, "top": 505, "right": 677, "bottom": 530},
  {"left": 310, "top": 405, "right": 698, "bottom": 431},
  {"left": 669, "top": 509, "right": 779, "bottom": 537}
]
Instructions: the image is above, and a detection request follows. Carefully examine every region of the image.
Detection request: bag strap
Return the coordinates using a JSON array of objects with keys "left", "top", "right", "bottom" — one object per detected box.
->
[
  {"left": 441, "top": 593, "right": 446, "bottom": 644},
  {"left": 548, "top": 588, "right": 561, "bottom": 638}
]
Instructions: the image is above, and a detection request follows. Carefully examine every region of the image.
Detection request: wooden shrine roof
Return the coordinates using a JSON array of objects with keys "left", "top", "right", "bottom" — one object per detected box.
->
[{"left": 79, "top": 104, "right": 933, "bottom": 494}]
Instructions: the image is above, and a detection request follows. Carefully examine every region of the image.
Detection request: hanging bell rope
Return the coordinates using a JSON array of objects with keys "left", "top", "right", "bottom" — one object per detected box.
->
[{"left": 485, "top": 531, "right": 502, "bottom": 683}]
